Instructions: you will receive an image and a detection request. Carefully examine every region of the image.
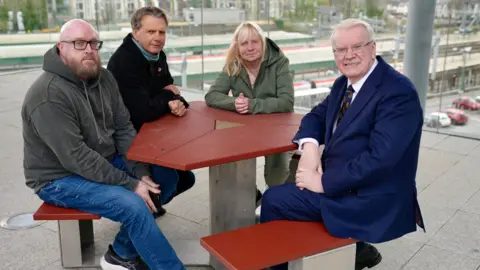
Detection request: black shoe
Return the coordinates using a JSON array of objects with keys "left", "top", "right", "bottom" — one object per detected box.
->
[
  {"left": 256, "top": 188, "right": 263, "bottom": 208},
  {"left": 100, "top": 244, "right": 149, "bottom": 270},
  {"left": 355, "top": 243, "right": 382, "bottom": 270},
  {"left": 153, "top": 205, "right": 167, "bottom": 218}
]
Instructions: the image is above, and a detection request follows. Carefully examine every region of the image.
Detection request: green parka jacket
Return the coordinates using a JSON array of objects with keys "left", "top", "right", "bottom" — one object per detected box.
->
[{"left": 205, "top": 38, "right": 294, "bottom": 114}]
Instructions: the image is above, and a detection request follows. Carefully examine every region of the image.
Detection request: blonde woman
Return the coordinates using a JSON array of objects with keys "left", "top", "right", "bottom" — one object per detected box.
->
[{"left": 205, "top": 22, "right": 295, "bottom": 205}]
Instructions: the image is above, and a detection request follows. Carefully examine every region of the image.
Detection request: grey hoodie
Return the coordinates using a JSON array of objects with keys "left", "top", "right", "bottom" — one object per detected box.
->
[{"left": 22, "top": 46, "right": 150, "bottom": 193}]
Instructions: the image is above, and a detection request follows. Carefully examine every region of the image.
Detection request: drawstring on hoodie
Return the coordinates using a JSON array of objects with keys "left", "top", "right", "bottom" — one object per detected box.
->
[
  {"left": 99, "top": 84, "right": 108, "bottom": 132},
  {"left": 82, "top": 81, "right": 108, "bottom": 144}
]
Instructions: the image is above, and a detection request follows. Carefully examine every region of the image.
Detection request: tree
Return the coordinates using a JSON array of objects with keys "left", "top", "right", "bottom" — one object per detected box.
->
[
  {"left": 22, "top": 0, "right": 41, "bottom": 31},
  {"left": 40, "top": 0, "right": 48, "bottom": 28},
  {"left": 0, "top": 0, "right": 49, "bottom": 31},
  {"left": 364, "top": 0, "right": 384, "bottom": 18},
  {"left": 0, "top": 4, "right": 9, "bottom": 33}
]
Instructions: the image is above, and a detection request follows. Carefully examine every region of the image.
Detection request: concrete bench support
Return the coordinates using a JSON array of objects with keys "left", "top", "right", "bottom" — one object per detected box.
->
[
  {"left": 288, "top": 243, "right": 356, "bottom": 270},
  {"left": 58, "top": 220, "right": 97, "bottom": 268},
  {"left": 33, "top": 203, "right": 101, "bottom": 269}
]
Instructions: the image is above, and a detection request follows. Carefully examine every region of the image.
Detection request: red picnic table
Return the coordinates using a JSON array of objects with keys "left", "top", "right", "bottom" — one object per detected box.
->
[{"left": 127, "top": 100, "right": 303, "bottom": 268}]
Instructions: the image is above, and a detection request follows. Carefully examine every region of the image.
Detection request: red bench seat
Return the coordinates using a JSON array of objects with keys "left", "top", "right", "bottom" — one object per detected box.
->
[
  {"left": 201, "top": 220, "right": 358, "bottom": 270},
  {"left": 33, "top": 202, "right": 100, "bottom": 221}
]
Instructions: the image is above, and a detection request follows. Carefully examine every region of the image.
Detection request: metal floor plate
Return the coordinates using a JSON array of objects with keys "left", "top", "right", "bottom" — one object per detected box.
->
[{"left": 0, "top": 212, "right": 46, "bottom": 230}]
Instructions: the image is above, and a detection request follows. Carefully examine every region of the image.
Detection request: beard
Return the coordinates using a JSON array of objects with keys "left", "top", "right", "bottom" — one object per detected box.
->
[{"left": 66, "top": 55, "right": 101, "bottom": 80}]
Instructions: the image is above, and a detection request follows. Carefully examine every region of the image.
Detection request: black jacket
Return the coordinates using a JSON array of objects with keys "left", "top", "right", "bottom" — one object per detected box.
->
[{"left": 107, "top": 33, "right": 189, "bottom": 131}]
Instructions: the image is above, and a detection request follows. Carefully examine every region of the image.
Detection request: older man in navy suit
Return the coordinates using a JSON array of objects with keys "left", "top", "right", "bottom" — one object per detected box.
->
[{"left": 260, "top": 18, "right": 425, "bottom": 270}]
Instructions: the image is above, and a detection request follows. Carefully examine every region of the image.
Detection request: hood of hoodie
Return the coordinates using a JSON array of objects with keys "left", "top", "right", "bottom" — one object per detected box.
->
[
  {"left": 263, "top": 37, "right": 284, "bottom": 67},
  {"left": 42, "top": 46, "right": 109, "bottom": 144}
]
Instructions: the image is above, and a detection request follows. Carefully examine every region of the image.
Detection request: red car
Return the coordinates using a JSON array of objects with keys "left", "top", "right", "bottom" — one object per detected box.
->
[
  {"left": 452, "top": 96, "right": 479, "bottom": 110},
  {"left": 443, "top": 108, "right": 469, "bottom": 125}
]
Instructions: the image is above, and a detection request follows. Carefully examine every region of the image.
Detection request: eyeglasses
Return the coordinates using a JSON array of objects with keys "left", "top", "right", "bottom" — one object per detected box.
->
[
  {"left": 61, "top": 40, "right": 103, "bottom": 50},
  {"left": 333, "top": 41, "right": 373, "bottom": 57}
]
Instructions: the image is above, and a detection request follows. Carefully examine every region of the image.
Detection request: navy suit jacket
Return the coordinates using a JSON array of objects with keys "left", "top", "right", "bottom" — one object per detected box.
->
[{"left": 293, "top": 56, "right": 425, "bottom": 243}]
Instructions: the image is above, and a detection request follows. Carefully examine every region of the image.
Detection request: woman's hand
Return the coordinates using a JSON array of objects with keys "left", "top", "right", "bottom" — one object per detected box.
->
[{"left": 235, "top": 93, "right": 249, "bottom": 114}]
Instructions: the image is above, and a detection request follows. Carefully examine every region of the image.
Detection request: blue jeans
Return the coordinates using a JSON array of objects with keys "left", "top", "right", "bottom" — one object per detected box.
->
[{"left": 37, "top": 155, "right": 194, "bottom": 270}]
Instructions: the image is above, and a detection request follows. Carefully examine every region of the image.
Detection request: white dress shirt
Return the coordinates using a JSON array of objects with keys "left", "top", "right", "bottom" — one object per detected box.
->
[{"left": 295, "top": 60, "right": 378, "bottom": 152}]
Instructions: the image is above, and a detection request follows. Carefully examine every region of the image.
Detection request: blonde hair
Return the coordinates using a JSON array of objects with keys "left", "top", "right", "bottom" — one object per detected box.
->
[
  {"left": 330, "top": 18, "right": 375, "bottom": 46},
  {"left": 224, "top": 22, "right": 267, "bottom": 77}
]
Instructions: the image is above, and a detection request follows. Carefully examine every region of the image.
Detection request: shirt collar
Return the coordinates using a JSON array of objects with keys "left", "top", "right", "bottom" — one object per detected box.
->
[{"left": 347, "top": 59, "right": 378, "bottom": 92}]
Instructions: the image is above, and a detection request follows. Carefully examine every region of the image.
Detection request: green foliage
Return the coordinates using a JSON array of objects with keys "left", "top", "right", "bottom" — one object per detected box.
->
[
  {"left": 0, "top": 0, "right": 48, "bottom": 32},
  {"left": 22, "top": 0, "right": 41, "bottom": 32},
  {"left": 0, "top": 4, "right": 9, "bottom": 33},
  {"left": 40, "top": 0, "right": 48, "bottom": 28},
  {"left": 364, "top": 0, "right": 384, "bottom": 18}
]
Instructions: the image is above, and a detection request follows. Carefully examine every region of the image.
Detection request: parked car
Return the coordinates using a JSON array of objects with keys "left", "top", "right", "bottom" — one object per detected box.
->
[
  {"left": 475, "top": 96, "right": 480, "bottom": 103},
  {"left": 452, "top": 96, "right": 479, "bottom": 110},
  {"left": 425, "top": 112, "right": 451, "bottom": 128},
  {"left": 443, "top": 108, "right": 469, "bottom": 125}
]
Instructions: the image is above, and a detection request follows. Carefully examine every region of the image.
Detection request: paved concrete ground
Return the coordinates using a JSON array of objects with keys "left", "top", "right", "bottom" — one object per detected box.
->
[{"left": 1, "top": 70, "right": 480, "bottom": 270}]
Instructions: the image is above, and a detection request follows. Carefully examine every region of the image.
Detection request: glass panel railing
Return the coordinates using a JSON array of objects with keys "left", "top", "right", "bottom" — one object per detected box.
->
[{"left": 0, "top": 0, "right": 479, "bottom": 139}]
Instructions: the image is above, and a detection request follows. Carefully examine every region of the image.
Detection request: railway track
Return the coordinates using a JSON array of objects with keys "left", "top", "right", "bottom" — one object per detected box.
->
[{"left": 380, "top": 42, "right": 480, "bottom": 62}]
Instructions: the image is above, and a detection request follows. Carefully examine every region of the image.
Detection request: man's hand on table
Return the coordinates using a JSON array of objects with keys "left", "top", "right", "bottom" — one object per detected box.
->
[
  {"left": 234, "top": 93, "right": 249, "bottom": 114},
  {"left": 295, "top": 142, "right": 324, "bottom": 193},
  {"left": 168, "top": 100, "right": 186, "bottom": 117},
  {"left": 164, "top": 84, "right": 181, "bottom": 95},
  {"left": 135, "top": 176, "right": 161, "bottom": 212}
]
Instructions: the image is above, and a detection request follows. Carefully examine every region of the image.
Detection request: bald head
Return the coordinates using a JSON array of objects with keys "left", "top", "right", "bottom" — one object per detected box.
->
[
  {"left": 57, "top": 19, "right": 102, "bottom": 81},
  {"left": 59, "top": 19, "right": 98, "bottom": 41}
]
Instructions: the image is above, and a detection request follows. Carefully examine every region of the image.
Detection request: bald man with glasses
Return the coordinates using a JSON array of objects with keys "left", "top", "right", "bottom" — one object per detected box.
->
[{"left": 22, "top": 19, "right": 186, "bottom": 270}]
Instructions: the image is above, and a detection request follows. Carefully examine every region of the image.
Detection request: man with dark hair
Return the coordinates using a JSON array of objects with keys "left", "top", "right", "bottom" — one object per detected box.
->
[
  {"left": 107, "top": 6, "right": 195, "bottom": 217},
  {"left": 22, "top": 19, "right": 186, "bottom": 270}
]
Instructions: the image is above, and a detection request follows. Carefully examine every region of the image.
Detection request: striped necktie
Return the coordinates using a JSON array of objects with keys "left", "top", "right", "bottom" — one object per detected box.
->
[{"left": 338, "top": 85, "right": 355, "bottom": 123}]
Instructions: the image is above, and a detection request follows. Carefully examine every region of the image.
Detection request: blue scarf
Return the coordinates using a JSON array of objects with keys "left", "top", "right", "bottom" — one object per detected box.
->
[{"left": 131, "top": 37, "right": 160, "bottom": 62}]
